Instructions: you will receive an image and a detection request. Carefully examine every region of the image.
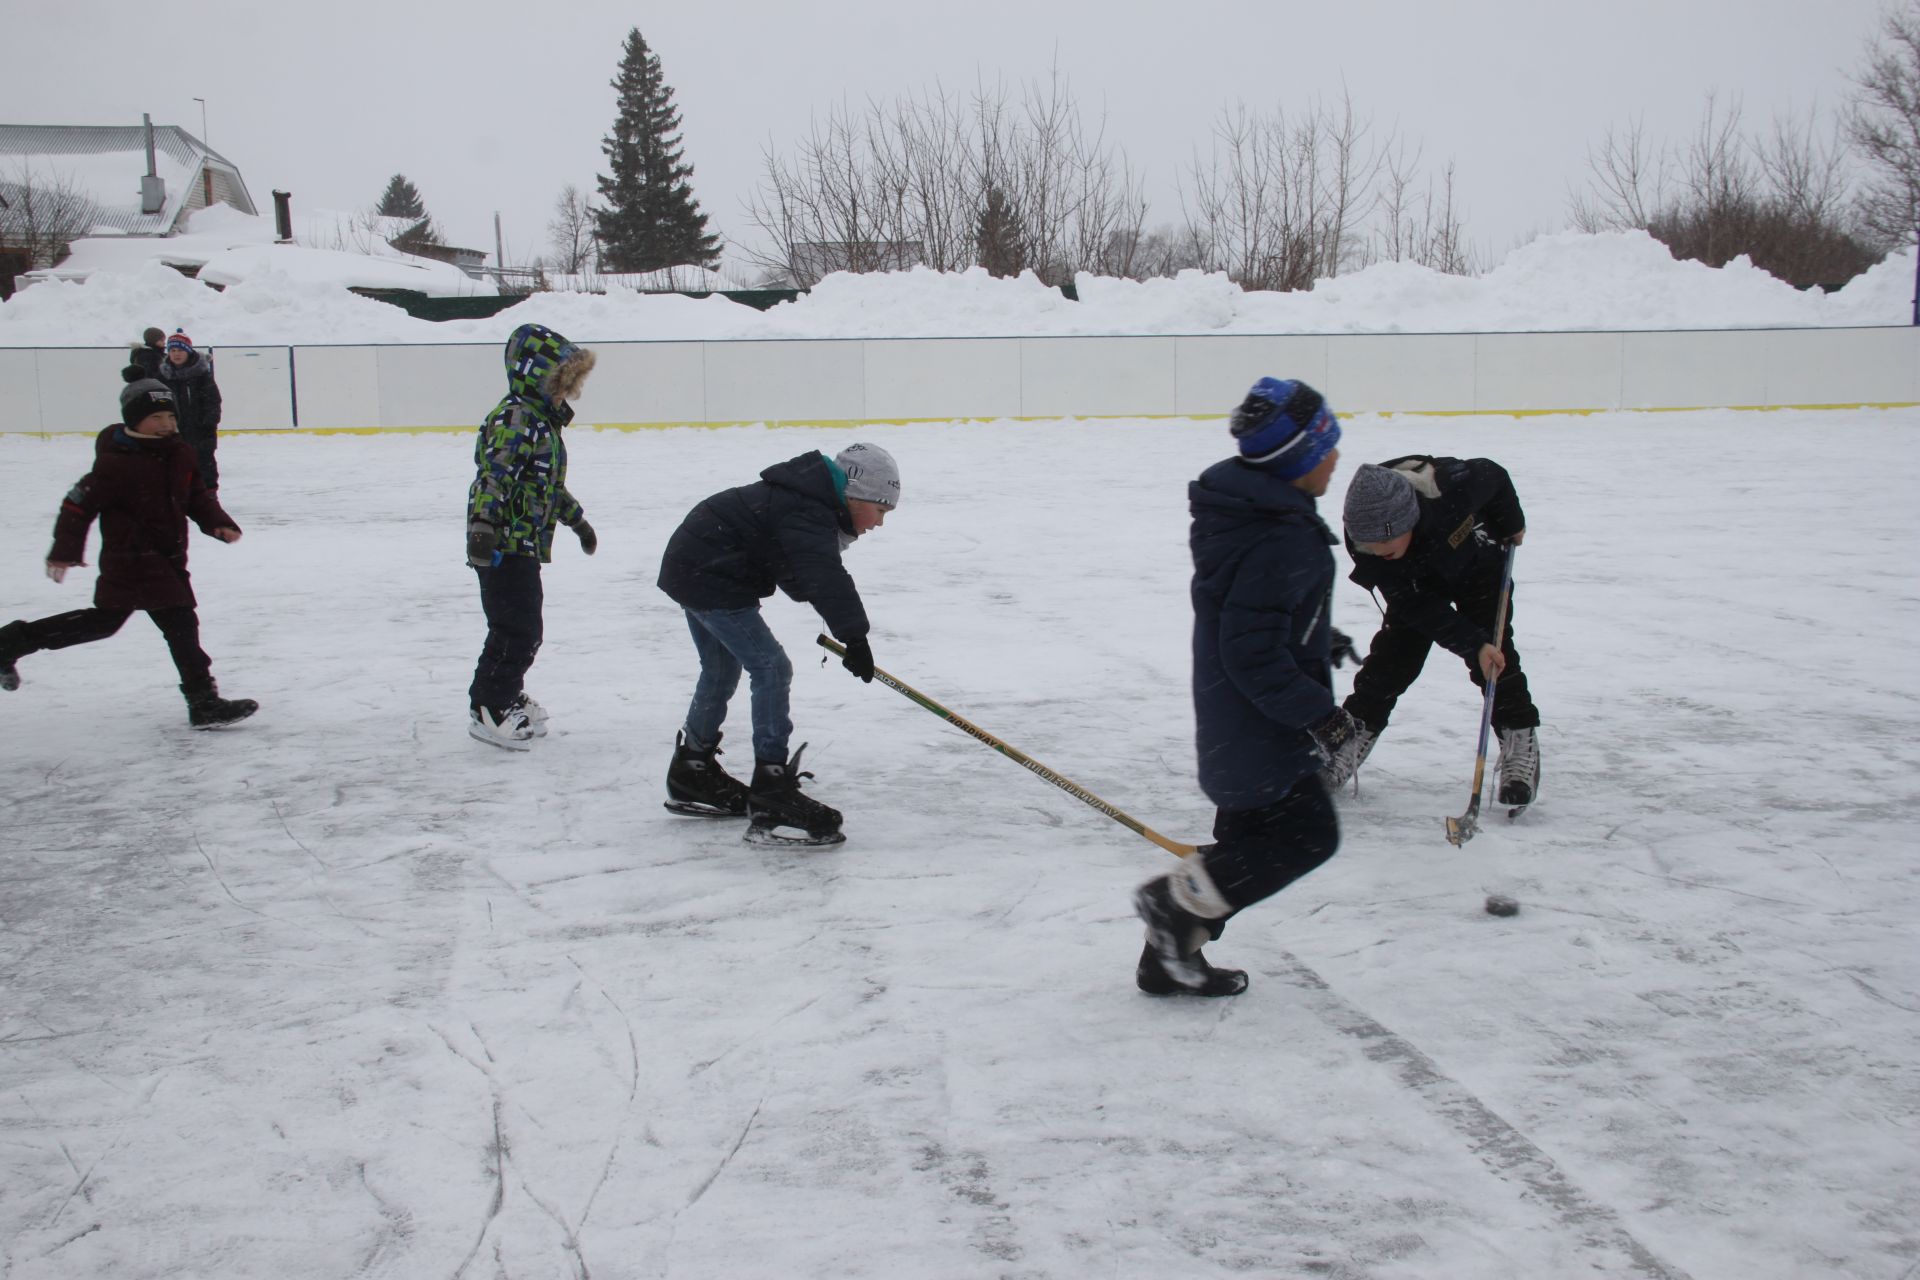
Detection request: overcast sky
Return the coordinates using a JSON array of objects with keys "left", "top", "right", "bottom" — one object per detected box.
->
[{"left": 3, "top": 0, "right": 1899, "bottom": 276}]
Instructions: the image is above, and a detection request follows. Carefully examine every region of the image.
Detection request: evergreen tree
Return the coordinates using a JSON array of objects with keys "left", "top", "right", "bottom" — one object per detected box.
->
[
  {"left": 593, "top": 29, "right": 721, "bottom": 273},
  {"left": 975, "top": 185, "right": 1026, "bottom": 277},
  {"left": 375, "top": 173, "right": 440, "bottom": 252}
]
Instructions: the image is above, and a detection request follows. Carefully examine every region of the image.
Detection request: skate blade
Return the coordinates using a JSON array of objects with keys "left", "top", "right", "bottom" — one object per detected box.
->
[
  {"left": 743, "top": 822, "right": 846, "bottom": 848},
  {"left": 663, "top": 800, "right": 747, "bottom": 819},
  {"left": 1506, "top": 805, "right": 1530, "bottom": 821}
]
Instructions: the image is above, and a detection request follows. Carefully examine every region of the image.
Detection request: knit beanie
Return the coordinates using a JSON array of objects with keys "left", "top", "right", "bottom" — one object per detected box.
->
[
  {"left": 120, "top": 378, "right": 176, "bottom": 428},
  {"left": 1229, "top": 378, "right": 1340, "bottom": 480},
  {"left": 143, "top": 326, "right": 166, "bottom": 347},
  {"left": 1343, "top": 464, "right": 1422, "bottom": 545},
  {"left": 836, "top": 442, "right": 900, "bottom": 508},
  {"left": 166, "top": 329, "right": 194, "bottom": 353}
]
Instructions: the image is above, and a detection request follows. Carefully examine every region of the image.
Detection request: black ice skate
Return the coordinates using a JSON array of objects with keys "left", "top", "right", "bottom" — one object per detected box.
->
[
  {"left": 1132, "top": 875, "right": 1241, "bottom": 995},
  {"left": 0, "top": 620, "right": 24, "bottom": 691},
  {"left": 664, "top": 730, "right": 750, "bottom": 818},
  {"left": 183, "top": 680, "right": 258, "bottom": 729},
  {"left": 1496, "top": 726, "right": 1540, "bottom": 816},
  {"left": 744, "top": 744, "right": 845, "bottom": 847},
  {"left": 1135, "top": 942, "right": 1248, "bottom": 997}
]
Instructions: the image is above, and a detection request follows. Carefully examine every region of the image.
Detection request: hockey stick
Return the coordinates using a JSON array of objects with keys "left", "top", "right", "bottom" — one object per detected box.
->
[
  {"left": 1444, "top": 545, "right": 1517, "bottom": 848},
  {"left": 816, "top": 634, "right": 1201, "bottom": 857}
]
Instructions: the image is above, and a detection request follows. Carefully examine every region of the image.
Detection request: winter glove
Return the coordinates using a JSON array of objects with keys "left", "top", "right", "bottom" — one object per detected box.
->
[
  {"left": 1329, "top": 628, "right": 1361, "bottom": 669},
  {"left": 840, "top": 635, "right": 875, "bottom": 683},
  {"left": 1305, "top": 706, "right": 1359, "bottom": 764},
  {"left": 466, "top": 520, "right": 500, "bottom": 568},
  {"left": 571, "top": 518, "right": 598, "bottom": 556}
]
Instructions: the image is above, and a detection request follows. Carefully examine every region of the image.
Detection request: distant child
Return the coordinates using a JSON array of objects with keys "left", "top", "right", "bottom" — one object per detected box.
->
[
  {"left": 656, "top": 442, "right": 900, "bottom": 847},
  {"left": 129, "top": 326, "right": 167, "bottom": 379},
  {"left": 0, "top": 372, "right": 257, "bottom": 728},
  {"left": 156, "top": 330, "right": 223, "bottom": 492},
  {"left": 1132, "top": 378, "right": 1350, "bottom": 996},
  {"left": 465, "top": 323, "right": 599, "bottom": 750},
  {"left": 1323, "top": 457, "right": 1540, "bottom": 806}
]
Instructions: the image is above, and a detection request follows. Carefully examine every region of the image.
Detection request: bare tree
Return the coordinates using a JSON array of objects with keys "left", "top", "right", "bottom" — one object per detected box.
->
[
  {"left": 1179, "top": 93, "right": 1387, "bottom": 291},
  {"left": 1847, "top": 0, "right": 1920, "bottom": 248},
  {"left": 1568, "top": 117, "right": 1669, "bottom": 232},
  {"left": 547, "top": 184, "right": 594, "bottom": 274},
  {"left": 0, "top": 162, "right": 102, "bottom": 270},
  {"left": 1373, "top": 144, "right": 1476, "bottom": 274}
]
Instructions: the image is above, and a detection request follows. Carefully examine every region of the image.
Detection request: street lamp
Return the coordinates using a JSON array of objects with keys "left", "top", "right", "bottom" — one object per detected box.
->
[{"left": 192, "top": 97, "right": 207, "bottom": 144}]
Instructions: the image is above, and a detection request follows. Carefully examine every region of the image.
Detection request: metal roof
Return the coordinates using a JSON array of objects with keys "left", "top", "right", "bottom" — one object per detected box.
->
[{"left": 0, "top": 123, "right": 256, "bottom": 235}]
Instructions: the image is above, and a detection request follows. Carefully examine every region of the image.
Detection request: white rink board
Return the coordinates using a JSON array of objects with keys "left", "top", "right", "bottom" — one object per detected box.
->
[{"left": 3, "top": 327, "right": 1915, "bottom": 432}]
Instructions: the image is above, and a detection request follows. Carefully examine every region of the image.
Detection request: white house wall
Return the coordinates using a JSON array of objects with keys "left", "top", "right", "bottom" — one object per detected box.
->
[{"left": 1, "top": 328, "right": 1914, "bottom": 434}]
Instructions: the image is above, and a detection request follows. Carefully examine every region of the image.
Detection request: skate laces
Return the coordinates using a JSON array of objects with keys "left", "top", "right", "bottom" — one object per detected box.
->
[{"left": 1498, "top": 728, "right": 1537, "bottom": 781}]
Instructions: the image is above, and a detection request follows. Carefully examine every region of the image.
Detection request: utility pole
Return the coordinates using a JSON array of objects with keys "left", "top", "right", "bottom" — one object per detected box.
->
[
  {"left": 192, "top": 97, "right": 207, "bottom": 144},
  {"left": 495, "top": 211, "right": 505, "bottom": 272}
]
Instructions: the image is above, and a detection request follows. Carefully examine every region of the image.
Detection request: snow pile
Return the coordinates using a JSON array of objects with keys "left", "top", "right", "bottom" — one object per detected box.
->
[{"left": 3, "top": 226, "right": 1914, "bottom": 348}]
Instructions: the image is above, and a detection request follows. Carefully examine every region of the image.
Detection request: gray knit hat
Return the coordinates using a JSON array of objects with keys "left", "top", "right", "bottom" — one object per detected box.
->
[
  {"left": 119, "top": 377, "right": 176, "bottom": 428},
  {"left": 836, "top": 442, "right": 900, "bottom": 508},
  {"left": 1344, "top": 464, "right": 1421, "bottom": 544}
]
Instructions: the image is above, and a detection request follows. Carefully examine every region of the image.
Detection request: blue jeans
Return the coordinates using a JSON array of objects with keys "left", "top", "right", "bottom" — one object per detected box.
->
[{"left": 682, "top": 607, "right": 792, "bottom": 764}]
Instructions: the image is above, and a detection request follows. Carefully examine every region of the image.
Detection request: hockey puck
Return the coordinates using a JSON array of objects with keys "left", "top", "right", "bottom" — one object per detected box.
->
[{"left": 1484, "top": 894, "right": 1520, "bottom": 917}]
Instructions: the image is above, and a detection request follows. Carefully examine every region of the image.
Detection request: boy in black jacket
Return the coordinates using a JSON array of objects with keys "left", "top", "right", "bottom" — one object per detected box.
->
[
  {"left": 656, "top": 443, "right": 900, "bottom": 846},
  {"left": 1323, "top": 457, "right": 1540, "bottom": 806}
]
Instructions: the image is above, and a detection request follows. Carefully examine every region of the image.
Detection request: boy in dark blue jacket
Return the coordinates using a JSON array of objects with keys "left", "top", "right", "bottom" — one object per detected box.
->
[
  {"left": 657, "top": 443, "right": 900, "bottom": 846},
  {"left": 1133, "top": 378, "right": 1355, "bottom": 997},
  {"left": 1323, "top": 457, "right": 1539, "bottom": 806}
]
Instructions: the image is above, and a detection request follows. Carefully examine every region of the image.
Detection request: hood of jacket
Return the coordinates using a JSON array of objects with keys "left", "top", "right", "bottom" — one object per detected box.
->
[
  {"left": 760, "top": 451, "right": 857, "bottom": 536},
  {"left": 501, "top": 324, "right": 585, "bottom": 423},
  {"left": 1190, "top": 457, "right": 1332, "bottom": 588}
]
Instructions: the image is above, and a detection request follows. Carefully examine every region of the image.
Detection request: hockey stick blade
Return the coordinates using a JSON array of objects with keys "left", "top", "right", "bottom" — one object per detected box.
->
[{"left": 816, "top": 634, "right": 1201, "bottom": 858}]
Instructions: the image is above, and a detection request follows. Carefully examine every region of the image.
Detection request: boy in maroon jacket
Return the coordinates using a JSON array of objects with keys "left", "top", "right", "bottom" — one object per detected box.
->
[{"left": 0, "top": 374, "right": 256, "bottom": 728}]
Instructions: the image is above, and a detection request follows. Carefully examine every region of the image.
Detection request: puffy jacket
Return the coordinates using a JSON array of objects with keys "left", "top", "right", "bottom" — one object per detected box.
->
[
  {"left": 1344, "top": 455, "right": 1525, "bottom": 658},
  {"left": 657, "top": 451, "right": 870, "bottom": 643},
  {"left": 1189, "top": 457, "right": 1339, "bottom": 810},
  {"left": 49, "top": 425, "right": 239, "bottom": 611},
  {"left": 466, "top": 325, "right": 588, "bottom": 561},
  {"left": 156, "top": 350, "right": 221, "bottom": 448}
]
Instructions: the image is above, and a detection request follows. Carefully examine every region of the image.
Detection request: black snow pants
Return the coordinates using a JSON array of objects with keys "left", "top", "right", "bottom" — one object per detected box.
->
[
  {"left": 1343, "top": 566, "right": 1539, "bottom": 734},
  {"left": 4, "top": 606, "right": 213, "bottom": 689},
  {"left": 1200, "top": 773, "right": 1342, "bottom": 916},
  {"left": 469, "top": 554, "right": 543, "bottom": 714}
]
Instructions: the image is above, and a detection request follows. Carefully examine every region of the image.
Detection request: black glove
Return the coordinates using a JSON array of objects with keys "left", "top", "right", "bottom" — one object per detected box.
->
[
  {"left": 1306, "top": 706, "right": 1358, "bottom": 763},
  {"left": 1329, "top": 628, "right": 1361, "bottom": 669},
  {"left": 840, "top": 635, "right": 875, "bottom": 683},
  {"left": 466, "top": 520, "right": 499, "bottom": 568},
  {"left": 572, "top": 518, "right": 598, "bottom": 556}
]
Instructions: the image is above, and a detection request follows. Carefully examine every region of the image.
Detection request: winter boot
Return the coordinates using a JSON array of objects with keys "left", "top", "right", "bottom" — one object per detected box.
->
[
  {"left": 1318, "top": 719, "right": 1380, "bottom": 793},
  {"left": 468, "top": 703, "right": 534, "bottom": 751},
  {"left": 664, "top": 730, "right": 751, "bottom": 818},
  {"left": 511, "top": 693, "right": 550, "bottom": 737},
  {"left": 1496, "top": 727, "right": 1540, "bottom": 809},
  {"left": 183, "top": 680, "right": 259, "bottom": 729},
  {"left": 745, "top": 744, "right": 844, "bottom": 846},
  {"left": 0, "top": 620, "right": 24, "bottom": 692},
  {"left": 1135, "top": 942, "right": 1248, "bottom": 997},
  {"left": 1132, "top": 867, "right": 1243, "bottom": 996}
]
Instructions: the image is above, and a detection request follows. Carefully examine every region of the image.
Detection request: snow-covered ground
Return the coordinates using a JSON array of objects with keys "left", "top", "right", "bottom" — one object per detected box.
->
[
  {"left": 3, "top": 225, "right": 1915, "bottom": 349},
  {"left": 2, "top": 411, "right": 1916, "bottom": 1278}
]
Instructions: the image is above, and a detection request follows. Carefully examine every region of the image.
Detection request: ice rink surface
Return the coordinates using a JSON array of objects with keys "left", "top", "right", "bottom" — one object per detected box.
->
[{"left": 2, "top": 410, "right": 1916, "bottom": 1279}]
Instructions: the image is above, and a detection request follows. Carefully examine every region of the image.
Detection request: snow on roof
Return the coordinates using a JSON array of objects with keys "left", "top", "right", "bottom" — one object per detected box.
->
[{"left": 0, "top": 122, "right": 254, "bottom": 235}]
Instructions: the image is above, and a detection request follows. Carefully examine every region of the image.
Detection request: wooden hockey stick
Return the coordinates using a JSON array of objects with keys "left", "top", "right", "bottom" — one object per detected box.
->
[
  {"left": 1445, "top": 545, "right": 1518, "bottom": 847},
  {"left": 817, "top": 635, "right": 1201, "bottom": 857}
]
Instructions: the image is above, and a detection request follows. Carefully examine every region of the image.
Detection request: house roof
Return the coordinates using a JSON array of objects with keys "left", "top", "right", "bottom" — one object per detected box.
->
[{"left": 0, "top": 123, "right": 256, "bottom": 235}]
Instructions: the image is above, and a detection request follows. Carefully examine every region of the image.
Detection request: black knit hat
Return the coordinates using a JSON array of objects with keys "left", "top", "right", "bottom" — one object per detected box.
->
[{"left": 120, "top": 378, "right": 176, "bottom": 428}]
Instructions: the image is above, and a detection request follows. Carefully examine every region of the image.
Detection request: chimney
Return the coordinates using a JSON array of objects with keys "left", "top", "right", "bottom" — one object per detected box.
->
[
  {"left": 139, "top": 113, "right": 166, "bottom": 215},
  {"left": 273, "top": 190, "right": 293, "bottom": 243}
]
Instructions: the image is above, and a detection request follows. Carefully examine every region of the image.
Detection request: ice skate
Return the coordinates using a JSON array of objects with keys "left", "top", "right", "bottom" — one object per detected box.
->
[
  {"left": 664, "top": 730, "right": 750, "bottom": 818},
  {"left": 511, "top": 693, "right": 550, "bottom": 738},
  {"left": 1318, "top": 720, "right": 1379, "bottom": 794},
  {"left": 1496, "top": 726, "right": 1540, "bottom": 812},
  {"left": 744, "top": 744, "right": 845, "bottom": 847},
  {"left": 468, "top": 703, "right": 534, "bottom": 751},
  {"left": 1135, "top": 942, "right": 1247, "bottom": 997},
  {"left": 0, "top": 621, "right": 24, "bottom": 691},
  {"left": 1133, "top": 874, "right": 1239, "bottom": 995},
  {"left": 183, "top": 681, "right": 258, "bottom": 729}
]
